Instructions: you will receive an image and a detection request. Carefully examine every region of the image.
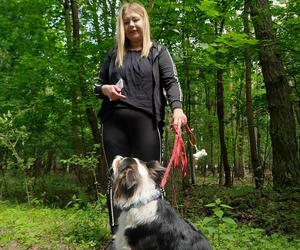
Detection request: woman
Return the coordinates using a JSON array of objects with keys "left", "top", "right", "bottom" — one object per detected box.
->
[{"left": 93, "top": 2, "right": 187, "bottom": 247}]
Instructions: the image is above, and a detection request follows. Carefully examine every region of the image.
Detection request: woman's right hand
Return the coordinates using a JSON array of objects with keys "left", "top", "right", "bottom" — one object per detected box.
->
[{"left": 101, "top": 85, "right": 126, "bottom": 101}]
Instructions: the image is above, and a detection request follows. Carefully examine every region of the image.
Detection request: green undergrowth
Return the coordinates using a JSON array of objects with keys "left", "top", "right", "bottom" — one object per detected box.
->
[
  {"left": 177, "top": 177, "right": 300, "bottom": 240},
  {"left": 198, "top": 222, "right": 300, "bottom": 250},
  {"left": 0, "top": 200, "right": 110, "bottom": 249},
  {"left": 0, "top": 199, "right": 299, "bottom": 250},
  {"left": 0, "top": 173, "right": 91, "bottom": 207},
  {"left": 1, "top": 174, "right": 299, "bottom": 249}
]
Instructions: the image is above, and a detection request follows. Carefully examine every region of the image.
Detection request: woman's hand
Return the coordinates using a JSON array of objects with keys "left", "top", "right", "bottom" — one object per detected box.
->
[
  {"left": 172, "top": 108, "right": 187, "bottom": 128},
  {"left": 101, "top": 84, "right": 126, "bottom": 101}
]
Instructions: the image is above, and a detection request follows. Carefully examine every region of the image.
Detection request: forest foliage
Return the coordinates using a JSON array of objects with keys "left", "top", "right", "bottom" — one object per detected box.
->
[
  {"left": 0, "top": 0, "right": 300, "bottom": 248},
  {"left": 1, "top": 0, "right": 299, "bottom": 191}
]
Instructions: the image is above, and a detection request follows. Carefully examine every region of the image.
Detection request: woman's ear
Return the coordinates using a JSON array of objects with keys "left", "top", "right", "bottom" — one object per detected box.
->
[{"left": 146, "top": 161, "right": 165, "bottom": 184}]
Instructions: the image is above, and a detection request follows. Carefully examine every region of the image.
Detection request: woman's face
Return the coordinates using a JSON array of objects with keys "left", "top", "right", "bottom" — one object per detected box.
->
[{"left": 123, "top": 8, "right": 144, "bottom": 46}]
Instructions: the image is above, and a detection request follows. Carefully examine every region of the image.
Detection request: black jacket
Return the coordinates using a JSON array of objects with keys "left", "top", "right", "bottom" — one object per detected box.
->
[{"left": 93, "top": 43, "right": 183, "bottom": 126}]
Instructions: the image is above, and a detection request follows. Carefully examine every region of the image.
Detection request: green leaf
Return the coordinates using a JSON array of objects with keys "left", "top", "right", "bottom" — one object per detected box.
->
[
  {"left": 205, "top": 203, "right": 216, "bottom": 207},
  {"left": 222, "top": 217, "right": 237, "bottom": 226},
  {"left": 213, "top": 208, "right": 224, "bottom": 218},
  {"left": 196, "top": 0, "right": 219, "bottom": 17},
  {"left": 215, "top": 198, "right": 222, "bottom": 205},
  {"left": 202, "top": 217, "right": 215, "bottom": 225},
  {"left": 199, "top": 43, "right": 209, "bottom": 50},
  {"left": 220, "top": 204, "right": 233, "bottom": 209}
]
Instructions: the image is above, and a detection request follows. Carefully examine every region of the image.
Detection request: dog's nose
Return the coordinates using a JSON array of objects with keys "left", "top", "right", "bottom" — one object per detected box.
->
[{"left": 119, "top": 157, "right": 136, "bottom": 173}]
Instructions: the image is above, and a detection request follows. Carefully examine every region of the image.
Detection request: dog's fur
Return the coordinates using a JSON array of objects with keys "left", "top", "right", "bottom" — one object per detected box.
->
[{"left": 112, "top": 156, "right": 212, "bottom": 250}]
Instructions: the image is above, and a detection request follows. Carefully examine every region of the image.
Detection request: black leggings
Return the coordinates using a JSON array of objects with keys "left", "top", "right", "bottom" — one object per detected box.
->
[{"left": 101, "top": 108, "right": 162, "bottom": 234}]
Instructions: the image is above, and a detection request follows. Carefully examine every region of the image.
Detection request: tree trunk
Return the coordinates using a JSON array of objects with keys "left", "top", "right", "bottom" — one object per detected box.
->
[
  {"left": 70, "top": 0, "right": 105, "bottom": 189},
  {"left": 204, "top": 79, "right": 215, "bottom": 176},
  {"left": 229, "top": 68, "right": 244, "bottom": 180},
  {"left": 86, "top": 0, "right": 101, "bottom": 44},
  {"left": 244, "top": 0, "right": 263, "bottom": 188},
  {"left": 181, "top": 5, "right": 194, "bottom": 186},
  {"left": 214, "top": 17, "right": 231, "bottom": 187},
  {"left": 62, "top": 0, "right": 81, "bottom": 155},
  {"left": 63, "top": 0, "right": 72, "bottom": 53},
  {"left": 237, "top": 120, "right": 245, "bottom": 179},
  {"left": 101, "top": 0, "right": 110, "bottom": 37},
  {"left": 216, "top": 70, "right": 231, "bottom": 187},
  {"left": 110, "top": 0, "right": 117, "bottom": 36},
  {"left": 229, "top": 71, "right": 237, "bottom": 179},
  {"left": 250, "top": 0, "right": 300, "bottom": 189}
]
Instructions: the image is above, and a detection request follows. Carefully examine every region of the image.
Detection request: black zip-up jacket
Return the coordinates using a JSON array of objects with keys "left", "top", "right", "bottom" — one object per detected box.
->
[{"left": 93, "top": 43, "right": 183, "bottom": 127}]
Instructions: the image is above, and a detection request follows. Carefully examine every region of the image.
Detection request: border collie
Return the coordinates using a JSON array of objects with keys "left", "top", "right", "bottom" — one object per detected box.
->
[{"left": 112, "top": 156, "right": 212, "bottom": 250}]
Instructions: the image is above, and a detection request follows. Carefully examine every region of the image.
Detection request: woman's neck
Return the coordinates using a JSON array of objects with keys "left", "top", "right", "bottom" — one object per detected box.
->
[{"left": 127, "top": 41, "right": 143, "bottom": 51}]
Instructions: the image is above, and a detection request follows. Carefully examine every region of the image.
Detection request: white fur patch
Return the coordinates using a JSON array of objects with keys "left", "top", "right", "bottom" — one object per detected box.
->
[
  {"left": 114, "top": 158, "right": 159, "bottom": 250},
  {"left": 115, "top": 201, "right": 158, "bottom": 249},
  {"left": 112, "top": 155, "right": 124, "bottom": 179},
  {"left": 114, "top": 158, "right": 157, "bottom": 209}
]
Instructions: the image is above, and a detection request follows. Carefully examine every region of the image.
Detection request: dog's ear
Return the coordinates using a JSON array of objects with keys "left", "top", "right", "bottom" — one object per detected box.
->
[
  {"left": 112, "top": 155, "right": 123, "bottom": 175},
  {"left": 146, "top": 161, "right": 165, "bottom": 183}
]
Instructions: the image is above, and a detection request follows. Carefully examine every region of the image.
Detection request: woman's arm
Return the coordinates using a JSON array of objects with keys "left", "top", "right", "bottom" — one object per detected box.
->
[
  {"left": 93, "top": 55, "right": 111, "bottom": 99},
  {"left": 158, "top": 47, "right": 187, "bottom": 127}
]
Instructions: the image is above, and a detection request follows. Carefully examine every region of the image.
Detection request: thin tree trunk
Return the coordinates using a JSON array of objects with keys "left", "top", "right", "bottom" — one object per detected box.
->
[
  {"left": 86, "top": 0, "right": 101, "bottom": 44},
  {"left": 101, "top": 0, "right": 110, "bottom": 37},
  {"left": 250, "top": 0, "right": 300, "bottom": 188},
  {"left": 216, "top": 70, "right": 231, "bottom": 187},
  {"left": 218, "top": 155, "right": 224, "bottom": 185},
  {"left": 244, "top": 0, "right": 263, "bottom": 188},
  {"left": 214, "top": 17, "right": 231, "bottom": 187},
  {"left": 204, "top": 79, "right": 215, "bottom": 176},
  {"left": 237, "top": 119, "right": 245, "bottom": 178},
  {"left": 109, "top": 0, "right": 117, "bottom": 36},
  {"left": 229, "top": 71, "right": 237, "bottom": 179},
  {"left": 230, "top": 70, "right": 244, "bottom": 180},
  {"left": 70, "top": 0, "right": 105, "bottom": 189},
  {"left": 62, "top": 0, "right": 81, "bottom": 155},
  {"left": 0, "top": 151, "right": 8, "bottom": 195},
  {"left": 181, "top": 5, "right": 194, "bottom": 185}
]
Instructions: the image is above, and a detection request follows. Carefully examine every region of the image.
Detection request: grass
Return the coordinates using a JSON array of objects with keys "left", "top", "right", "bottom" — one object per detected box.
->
[
  {"left": 0, "top": 199, "right": 299, "bottom": 250},
  {"left": 0, "top": 173, "right": 299, "bottom": 249},
  {"left": 0, "top": 173, "right": 90, "bottom": 207},
  {"left": 199, "top": 224, "right": 300, "bottom": 250},
  {"left": 0, "top": 200, "right": 110, "bottom": 249}
]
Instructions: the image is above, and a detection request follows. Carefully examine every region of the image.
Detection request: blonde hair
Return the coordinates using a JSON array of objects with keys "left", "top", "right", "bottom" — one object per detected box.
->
[{"left": 115, "top": 2, "right": 152, "bottom": 66}]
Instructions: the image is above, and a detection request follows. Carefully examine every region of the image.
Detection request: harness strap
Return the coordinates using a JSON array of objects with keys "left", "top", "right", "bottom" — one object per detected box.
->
[{"left": 123, "top": 189, "right": 162, "bottom": 211}]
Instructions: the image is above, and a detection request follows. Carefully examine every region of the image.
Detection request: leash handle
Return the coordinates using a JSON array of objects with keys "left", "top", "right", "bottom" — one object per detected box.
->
[{"left": 160, "top": 124, "right": 188, "bottom": 189}]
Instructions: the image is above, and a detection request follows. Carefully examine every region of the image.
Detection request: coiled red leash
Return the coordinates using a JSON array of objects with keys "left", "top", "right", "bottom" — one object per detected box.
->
[{"left": 160, "top": 124, "right": 192, "bottom": 189}]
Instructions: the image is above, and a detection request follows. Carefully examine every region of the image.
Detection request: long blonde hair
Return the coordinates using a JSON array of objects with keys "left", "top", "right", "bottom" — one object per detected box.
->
[{"left": 115, "top": 2, "right": 152, "bottom": 66}]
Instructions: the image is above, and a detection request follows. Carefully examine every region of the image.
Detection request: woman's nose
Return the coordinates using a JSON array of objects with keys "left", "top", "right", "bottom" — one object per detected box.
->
[{"left": 129, "top": 20, "right": 134, "bottom": 27}]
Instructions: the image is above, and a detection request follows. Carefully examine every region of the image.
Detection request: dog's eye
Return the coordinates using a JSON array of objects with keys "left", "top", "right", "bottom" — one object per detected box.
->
[{"left": 119, "top": 164, "right": 127, "bottom": 173}]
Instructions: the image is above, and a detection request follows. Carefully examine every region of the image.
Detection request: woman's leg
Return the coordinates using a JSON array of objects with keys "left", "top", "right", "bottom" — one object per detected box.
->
[
  {"left": 102, "top": 111, "right": 130, "bottom": 236},
  {"left": 127, "top": 110, "right": 162, "bottom": 162},
  {"left": 101, "top": 108, "right": 162, "bottom": 236}
]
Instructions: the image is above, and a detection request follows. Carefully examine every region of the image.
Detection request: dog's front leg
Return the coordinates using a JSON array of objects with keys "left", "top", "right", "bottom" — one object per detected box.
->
[{"left": 115, "top": 215, "right": 132, "bottom": 250}]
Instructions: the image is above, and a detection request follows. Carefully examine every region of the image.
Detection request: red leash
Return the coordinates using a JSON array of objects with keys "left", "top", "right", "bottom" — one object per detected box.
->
[{"left": 160, "top": 124, "right": 193, "bottom": 189}]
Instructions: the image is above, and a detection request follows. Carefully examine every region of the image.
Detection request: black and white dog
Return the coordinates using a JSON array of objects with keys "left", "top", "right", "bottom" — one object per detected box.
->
[{"left": 112, "top": 156, "right": 212, "bottom": 250}]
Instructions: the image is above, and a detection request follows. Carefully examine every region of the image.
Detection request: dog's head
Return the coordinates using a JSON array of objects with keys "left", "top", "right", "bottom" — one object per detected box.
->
[{"left": 112, "top": 156, "right": 165, "bottom": 208}]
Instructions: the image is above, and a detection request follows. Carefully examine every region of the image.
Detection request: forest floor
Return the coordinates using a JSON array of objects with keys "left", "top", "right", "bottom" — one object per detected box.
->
[{"left": 0, "top": 174, "right": 299, "bottom": 249}]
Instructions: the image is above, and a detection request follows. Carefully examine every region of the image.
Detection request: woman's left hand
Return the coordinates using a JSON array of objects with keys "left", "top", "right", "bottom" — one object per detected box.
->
[{"left": 172, "top": 108, "right": 187, "bottom": 128}]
